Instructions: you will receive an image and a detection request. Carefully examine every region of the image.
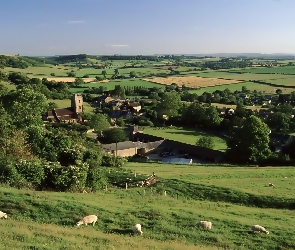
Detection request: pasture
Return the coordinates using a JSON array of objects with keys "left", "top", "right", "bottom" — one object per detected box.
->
[
  {"left": 229, "top": 65, "right": 295, "bottom": 74},
  {"left": 187, "top": 81, "right": 293, "bottom": 95},
  {"left": 0, "top": 163, "right": 294, "bottom": 250},
  {"left": 141, "top": 127, "right": 227, "bottom": 151},
  {"left": 69, "top": 78, "right": 165, "bottom": 93}
]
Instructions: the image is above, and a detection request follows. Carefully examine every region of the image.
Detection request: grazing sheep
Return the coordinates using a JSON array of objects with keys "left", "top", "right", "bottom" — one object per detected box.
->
[
  {"left": 133, "top": 224, "right": 143, "bottom": 235},
  {"left": 252, "top": 225, "right": 269, "bottom": 234},
  {"left": 269, "top": 183, "right": 274, "bottom": 187},
  {"left": 0, "top": 211, "right": 7, "bottom": 219},
  {"left": 196, "top": 221, "right": 212, "bottom": 229},
  {"left": 76, "top": 215, "right": 98, "bottom": 227}
]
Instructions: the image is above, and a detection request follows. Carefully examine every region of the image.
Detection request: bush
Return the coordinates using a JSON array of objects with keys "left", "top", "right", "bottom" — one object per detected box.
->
[
  {"left": 196, "top": 136, "right": 214, "bottom": 149},
  {"left": 101, "top": 155, "right": 127, "bottom": 168},
  {"left": 15, "top": 159, "right": 45, "bottom": 187},
  {"left": 86, "top": 167, "right": 108, "bottom": 191},
  {"left": 0, "top": 162, "right": 29, "bottom": 188},
  {"left": 43, "top": 161, "right": 89, "bottom": 191}
]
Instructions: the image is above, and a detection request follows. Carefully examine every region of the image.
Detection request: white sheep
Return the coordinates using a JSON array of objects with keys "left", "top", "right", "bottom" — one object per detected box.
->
[
  {"left": 133, "top": 223, "right": 143, "bottom": 235},
  {"left": 76, "top": 215, "right": 98, "bottom": 227},
  {"left": 196, "top": 220, "right": 212, "bottom": 229},
  {"left": 252, "top": 225, "right": 269, "bottom": 234},
  {"left": 269, "top": 183, "right": 274, "bottom": 187},
  {"left": 0, "top": 211, "right": 7, "bottom": 219}
]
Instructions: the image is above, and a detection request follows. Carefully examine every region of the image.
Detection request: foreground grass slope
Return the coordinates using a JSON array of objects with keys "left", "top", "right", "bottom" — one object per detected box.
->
[{"left": 0, "top": 163, "right": 294, "bottom": 250}]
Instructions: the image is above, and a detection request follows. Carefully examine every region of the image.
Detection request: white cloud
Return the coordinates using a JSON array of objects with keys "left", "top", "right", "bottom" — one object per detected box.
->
[
  {"left": 107, "top": 44, "right": 129, "bottom": 48},
  {"left": 67, "top": 20, "right": 85, "bottom": 24}
]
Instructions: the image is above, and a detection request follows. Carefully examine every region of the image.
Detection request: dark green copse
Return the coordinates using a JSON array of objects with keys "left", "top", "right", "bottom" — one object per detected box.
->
[{"left": 227, "top": 115, "right": 271, "bottom": 163}]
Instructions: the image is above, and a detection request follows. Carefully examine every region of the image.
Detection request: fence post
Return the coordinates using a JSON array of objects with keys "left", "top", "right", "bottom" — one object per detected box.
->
[
  {"left": 164, "top": 191, "right": 167, "bottom": 196},
  {"left": 134, "top": 171, "right": 136, "bottom": 177},
  {"left": 105, "top": 185, "right": 108, "bottom": 191},
  {"left": 125, "top": 183, "right": 128, "bottom": 190}
]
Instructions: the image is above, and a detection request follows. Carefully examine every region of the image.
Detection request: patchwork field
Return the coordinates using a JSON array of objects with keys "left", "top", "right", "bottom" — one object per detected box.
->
[{"left": 144, "top": 76, "right": 241, "bottom": 88}]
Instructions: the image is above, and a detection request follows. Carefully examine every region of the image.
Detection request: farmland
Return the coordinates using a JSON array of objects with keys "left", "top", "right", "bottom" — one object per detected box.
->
[
  {"left": 2, "top": 56, "right": 295, "bottom": 95},
  {"left": 143, "top": 76, "right": 241, "bottom": 88},
  {"left": 0, "top": 163, "right": 294, "bottom": 250}
]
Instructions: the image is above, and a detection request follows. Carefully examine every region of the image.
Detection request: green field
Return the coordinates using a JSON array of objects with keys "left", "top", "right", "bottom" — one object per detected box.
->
[
  {"left": 188, "top": 81, "right": 294, "bottom": 95},
  {"left": 229, "top": 65, "right": 295, "bottom": 74},
  {"left": 0, "top": 163, "right": 294, "bottom": 250},
  {"left": 195, "top": 71, "right": 295, "bottom": 81},
  {"left": 69, "top": 78, "right": 165, "bottom": 93},
  {"left": 142, "top": 127, "right": 227, "bottom": 151}
]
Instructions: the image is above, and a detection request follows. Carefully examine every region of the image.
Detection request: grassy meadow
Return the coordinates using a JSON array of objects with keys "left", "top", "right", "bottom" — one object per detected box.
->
[
  {"left": 141, "top": 127, "right": 227, "bottom": 151},
  {"left": 0, "top": 163, "right": 294, "bottom": 250}
]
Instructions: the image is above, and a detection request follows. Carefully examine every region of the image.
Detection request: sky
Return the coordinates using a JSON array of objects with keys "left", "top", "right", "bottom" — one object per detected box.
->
[{"left": 1, "top": 0, "right": 295, "bottom": 56}]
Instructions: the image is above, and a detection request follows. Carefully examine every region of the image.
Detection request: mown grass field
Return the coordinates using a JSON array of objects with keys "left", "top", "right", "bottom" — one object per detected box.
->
[
  {"left": 141, "top": 127, "right": 227, "bottom": 151},
  {"left": 0, "top": 163, "right": 294, "bottom": 250}
]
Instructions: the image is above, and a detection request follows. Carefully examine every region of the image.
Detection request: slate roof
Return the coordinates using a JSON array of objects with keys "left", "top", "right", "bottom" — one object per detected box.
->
[{"left": 101, "top": 141, "right": 136, "bottom": 151}]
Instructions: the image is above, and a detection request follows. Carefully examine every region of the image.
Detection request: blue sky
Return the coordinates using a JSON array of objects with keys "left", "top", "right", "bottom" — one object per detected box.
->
[{"left": 1, "top": 0, "right": 294, "bottom": 56}]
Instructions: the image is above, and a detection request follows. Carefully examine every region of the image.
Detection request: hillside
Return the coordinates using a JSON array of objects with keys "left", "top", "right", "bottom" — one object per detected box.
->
[{"left": 0, "top": 163, "right": 294, "bottom": 250}]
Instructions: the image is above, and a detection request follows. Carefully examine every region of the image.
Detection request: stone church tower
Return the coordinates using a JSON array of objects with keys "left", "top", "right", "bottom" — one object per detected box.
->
[{"left": 71, "top": 94, "right": 83, "bottom": 113}]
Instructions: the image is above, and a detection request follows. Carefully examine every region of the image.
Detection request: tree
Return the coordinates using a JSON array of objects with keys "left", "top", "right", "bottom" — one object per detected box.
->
[
  {"left": 101, "top": 70, "right": 107, "bottom": 79},
  {"left": 100, "top": 128, "right": 128, "bottom": 158},
  {"left": 226, "top": 115, "right": 271, "bottom": 163},
  {"left": 276, "top": 89, "right": 282, "bottom": 95},
  {"left": 100, "top": 128, "right": 127, "bottom": 144},
  {"left": 156, "top": 91, "right": 181, "bottom": 119},
  {"left": 114, "top": 68, "right": 119, "bottom": 77},
  {"left": 116, "top": 117, "right": 125, "bottom": 127},
  {"left": 266, "top": 112, "right": 291, "bottom": 132},
  {"left": 73, "top": 78, "right": 84, "bottom": 87},
  {"left": 196, "top": 136, "right": 214, "bottom": 149},
  {"left": 88, "top": 114, "right": 110, "bottom": 133},
  {"left": 113, "top": 85, "right": 125, "bottom": 98},
  {"left": 129, "top": 71, "right": 137, "bottom": 78},
  {"left": 3, "top": 86, "right": 48, "bottom": 129}
]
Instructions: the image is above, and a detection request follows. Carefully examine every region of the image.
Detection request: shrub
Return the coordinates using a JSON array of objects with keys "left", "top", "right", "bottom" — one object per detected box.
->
[
  {"left": 43, "top": 161, "right": 89, "bottom": 191},
  {"left": 0, "top": 162, "right": 29, "bottom": 188},
  {"left": 196, "top": 136, "right": 214, "bottom": 149},
  {"left": 101, "top": 155, "right": 127, "bottom": 168},
  {"left": 15, "top": 159, "right": 45, "bottom": 187},
  {"left": 86, "top": 166, "right": 108, "bottom": 191}
]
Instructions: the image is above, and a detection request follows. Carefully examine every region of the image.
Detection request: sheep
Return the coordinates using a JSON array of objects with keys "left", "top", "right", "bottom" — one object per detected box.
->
[
  {"left": 269, "top": 183, "right": 274, "bottom": 187},
  {"left": 76, "top": 215, "right": 98, "bottom": 227},
  {"left": 133, "top": 224, "right": 143, "bottom": 235},
  {"left": 252, "top": 225, "right": 269, "bottom": 234},
  {"left": 0, "top": 211, "right": 7, "bottom": 219},
  {"left": 196, "top": 220, "right": 212, "bottom": 229}
]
